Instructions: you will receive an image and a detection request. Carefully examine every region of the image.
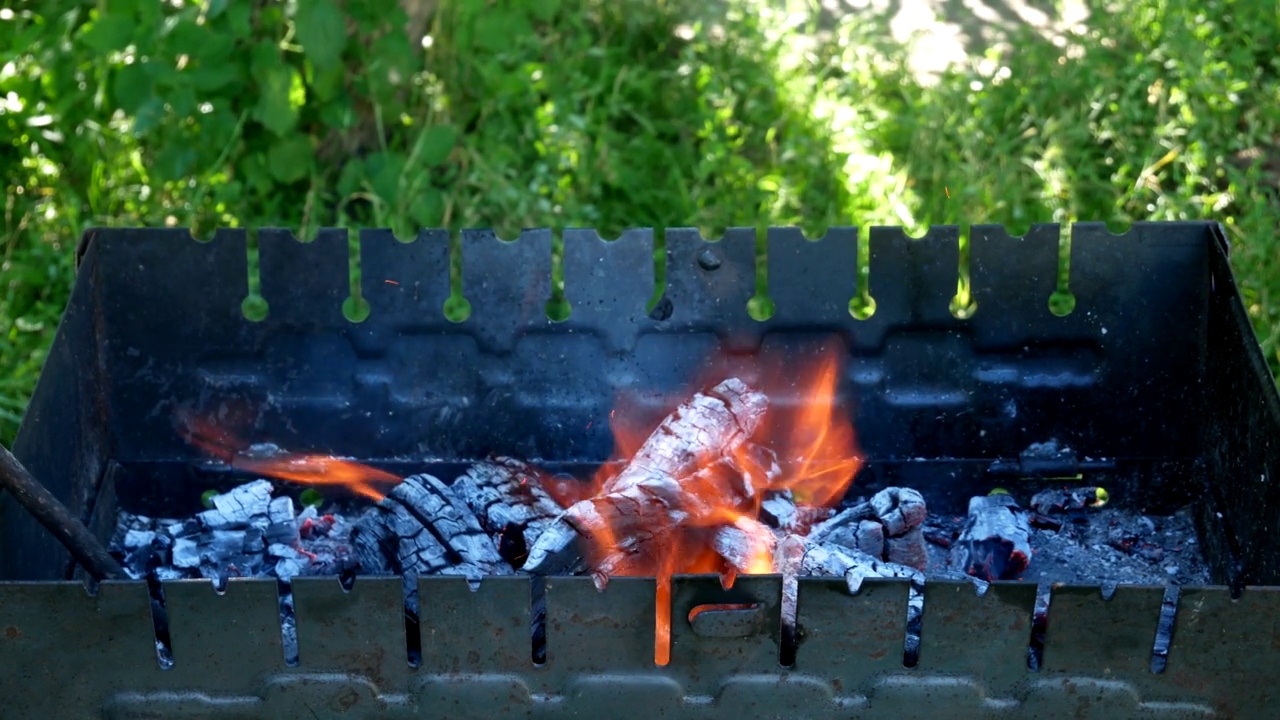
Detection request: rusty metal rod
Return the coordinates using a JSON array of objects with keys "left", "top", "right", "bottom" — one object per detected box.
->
[{"left": 0, "top": 443, "right": 124, "bottom": 581}]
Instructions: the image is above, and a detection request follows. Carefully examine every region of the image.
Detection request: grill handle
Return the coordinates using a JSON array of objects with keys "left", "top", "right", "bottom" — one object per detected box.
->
[{"left": 0, "top": 443, "right": 124, "bottom": 581}]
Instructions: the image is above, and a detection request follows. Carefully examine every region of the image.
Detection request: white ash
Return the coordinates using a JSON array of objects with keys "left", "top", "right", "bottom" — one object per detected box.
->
[
  {"left": 111, "top": 462, "right": 1211, "bottom": 606},
  {"left": 919, "top": 504, "right": 1210, "bottom": 586},
  {"left": 111, "top": 483, "right": 360, "bottom": 583}
]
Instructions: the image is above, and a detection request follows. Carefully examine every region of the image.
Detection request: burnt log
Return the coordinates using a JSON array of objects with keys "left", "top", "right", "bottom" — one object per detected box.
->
[
  {"left": 453, "top": 458, "right": 565, "bottom": 567},
  {"left": 353, "top": 474, "right": 510, "bottom": 580},
  {"left": 523, "top": 378, "right": 771, "bottom": 577},
  {"left": 884, "top": 525, "right": 929, "bottom": 570},
  {"left": 712, "top": 516, "right": 778, "bottom": 574},
  {"left": 805, "top": 486, "right": 928, "bottom": 569},
  {"left": 948, "top": 493, "right": 1033, "bottom": 581}
]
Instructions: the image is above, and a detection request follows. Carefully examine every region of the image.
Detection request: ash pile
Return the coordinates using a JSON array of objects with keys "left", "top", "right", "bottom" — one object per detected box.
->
[{"left": 111, "top": 378, "right": 1211, "bottom": 595}]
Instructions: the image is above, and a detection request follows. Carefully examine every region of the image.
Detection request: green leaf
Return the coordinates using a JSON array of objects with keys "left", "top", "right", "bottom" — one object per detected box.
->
[
  {"left": 320, "top": 102, "right": 357, "bottom": 131},
  {"left": 337, "top": 159, "right": 365, "bottom": 198},
  {"left": 154, "top": 142, "right": 197, "bottom": 182},
  {"left": 308, "top": 62, "right": 345, "bottom": 103},
  {"left": 132, "top": 97, "right": 166, "bottom": 135},
  {"left": 267, "top": 135, "right": 315, "bottom": 183},
  {"left": 366, "top": 151, "right": 406, "bottom": 201},
  {"left": 251, "top": 49, "right": 302, "bottom": 136},
  {"left": 408, "top": 188, "right": 444, "bottom": 227},
  {"left": 475, "top": 9, "right": 532, "bottom": 52},
  {"left": 112, "top": 62, "right": 154, "bottom": 114},
  {"left": 419, "top": 125, "right": 457, "bottom": 167},
  {"left": 223, "top": 0, "right": 252, "bottom": 37},
  {"left": 239, "top": 151, "right": 275, "bottom": 193},
  {"left": 167, "top": 85, "right": 197, "bottom": 118},
  {"left": 531, "top": 0, "right": 560, "bottom": 21},
  {"left": 206, "top": 0, "right": 231, "bottom": 19},
  {"left": 294, "top": 0, "right": 347, "bottom": 70},
  {"left": 78, "top": 14, "right": 134, "bottom": 52},
  {"left": 187, "top": 62, "right": 240, "bottom": 92}
]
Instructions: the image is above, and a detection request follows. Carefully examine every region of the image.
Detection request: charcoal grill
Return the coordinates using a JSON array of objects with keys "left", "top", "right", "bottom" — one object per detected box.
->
[{"left": 3, "top": 222, "right": 1279, "bottom": 719}]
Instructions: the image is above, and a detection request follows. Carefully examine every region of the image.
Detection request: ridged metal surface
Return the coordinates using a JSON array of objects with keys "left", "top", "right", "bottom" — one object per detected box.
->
[{"left": 4, "top": 577, "right": 1273, "bottom": 718}]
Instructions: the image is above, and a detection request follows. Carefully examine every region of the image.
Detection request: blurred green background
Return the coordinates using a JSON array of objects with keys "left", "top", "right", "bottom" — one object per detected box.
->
[{"left": 2, "top": 0, "right": 1278, "bottom": 445}]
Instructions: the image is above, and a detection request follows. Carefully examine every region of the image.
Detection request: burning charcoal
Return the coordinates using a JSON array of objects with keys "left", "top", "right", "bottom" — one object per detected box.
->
[
  {"left": 1029, "top": 486, "right": 1109, "bottom": 517},
  {"left": 760, "top": 490, "right": 832, "bottom": 534},
  {"left": 269, "top": 543, "right": 306, "bottom": 560},
  {"left": 949, "top": 494, "right": 1033, "bottom": 581},
  {"left": 524, "top": 378, "right": 770, "bottom": 578},
  {"left": 520, "top": 516, "right": 590, "bottom": 575},
  {"left": 453, "top": 458, "right": 565, "bottom": 563},
  {"left": 884, "top": 525, "right": 929, "bottom": 570},
  {"left": 122, "top": 528, "right": 157, "bottom": 550},
  {"left": 712, "top": 516, "right": 778, "bottom": 574},
  {"left": 353, "top": 474, "right": 510, "bottom": 580},
  {"left": 242, "top": 527, "right": 266, "bottom": 554},
  {"left": 171, "top": 538, "right": 200, "bottom": 568},
  {"left": 264, "top": 496, "right": 300, "bottom": 546},
  {"left": 164, "top": 518, "right": 202, "bottom": 540},
  {"left": 760, "top": 491, "right": 800, "bottom": 531},
  {"left": 197, "top": 480, "right": 274, "bottom": 530},
  {"left": 809, "top": 487, "right": 926, "bottom": 543},
  {"left": 869, "top": 487, "right": 927, "bottom": 537},
  {"left": 268, "top": 496, "right": 296, "bottom": 524},
  {"left": 824, "top": 519, "right": 885, "bottom": 559}
]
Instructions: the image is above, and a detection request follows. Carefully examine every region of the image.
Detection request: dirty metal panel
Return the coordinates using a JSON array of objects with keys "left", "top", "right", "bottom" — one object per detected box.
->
[
  {"left": 561, "top": 228, "right": 657, "bottom": 354},
  {"left": 855, "top": 225, "right": 962, "bottom": 350},
  {"left": 916, "top": 580, "right": 1036, "bottom": 698},
  {"left": 1041, "top": 585, "right": 1163, "bottom": 677},
  {"left": 1060, "top": 222, "right": 1210, "bottom": 456},
  {"left": 968, "top": 223, "right": 1061, "bottom": 347},
  {"left": 764, "top": 226, "right": 859, "bottom": 332},
  {"left": 418, "top": 575, "right": 532, "bottom": 676},
  {"left": 1164, "top": 586, "right": 1280, "bottom": 717},
  {"left": 291, "top": 576, "right": 410, "bottom": 689},
  {"left": 163, "top": 578, "right": 286, "bottom": 692},
  {"left": 1030, "top": 584, "right": 1188, "bottom": 717},
  {"left": 793, "top": 577, "right": 908, "bottom": 699},
  {"left": 459, "top": 228, "right": 555, "bottom": 354},
  {"left": 357, "top": 229, "right": 452, "bottom": 326},
  {"left": 659, "top": 227, "right": 758, "bottom": 344},
  {"left": 668, "top": 574, "right": 784, "bottom": 696},
  {"left": 0, "top": 581, "right": 157, "bottom": 717},
  {"left": 257, "top": 228, "right": 350, "bottom": 326},
  {"left": 544, "top": 576, "right": 655, "bottom": 678}
]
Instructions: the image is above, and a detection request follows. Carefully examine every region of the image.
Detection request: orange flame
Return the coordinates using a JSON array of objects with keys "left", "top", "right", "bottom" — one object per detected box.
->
[
  {"left": 177, "top": 409, "right": 401, "bottom": 501},
  {"left": 581, "top": 339, "right": 863, "bottom": 664}
]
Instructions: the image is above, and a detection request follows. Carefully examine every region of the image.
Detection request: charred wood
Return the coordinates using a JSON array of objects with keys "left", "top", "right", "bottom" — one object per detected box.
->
[
  {"left": 884, "top": 524, "right": 929, "bottom": 570},
  {"left": 523, "top": 378, "right": 770, "bottom": 577},
  {"left": 948, "top": 494, "right": 1033, "bottom": 581},
  {"left": 453, "top": 458, "right": 564, "bottom": 567},
  {"left": 353, "top": 474, "right": 510, "bottom": 580}
]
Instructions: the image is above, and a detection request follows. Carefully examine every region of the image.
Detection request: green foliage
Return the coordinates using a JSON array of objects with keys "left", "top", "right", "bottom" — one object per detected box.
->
[{"left": 2, "top": 0, "right": 1279, "bottom": 446}]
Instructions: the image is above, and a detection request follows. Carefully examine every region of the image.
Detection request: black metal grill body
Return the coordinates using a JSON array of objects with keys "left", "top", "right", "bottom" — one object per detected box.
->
[{"left": 2, "top": 222, "right": 1279, "bottom": 718}]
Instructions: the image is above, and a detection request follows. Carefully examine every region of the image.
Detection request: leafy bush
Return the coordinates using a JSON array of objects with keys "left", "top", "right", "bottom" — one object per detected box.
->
[{"left": 2, "top": 0, "right": 1278, "bottom": 445}]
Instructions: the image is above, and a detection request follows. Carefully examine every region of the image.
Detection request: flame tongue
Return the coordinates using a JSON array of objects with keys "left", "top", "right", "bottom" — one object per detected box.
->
[{"left": 563, "top": 346, "right": 863, "bottom": 665}]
